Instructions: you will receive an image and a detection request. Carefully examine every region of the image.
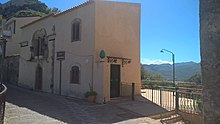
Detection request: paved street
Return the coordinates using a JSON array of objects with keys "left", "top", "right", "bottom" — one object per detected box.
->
[{"left": 4, "top": 84, "right": 162, "bottom": 124}]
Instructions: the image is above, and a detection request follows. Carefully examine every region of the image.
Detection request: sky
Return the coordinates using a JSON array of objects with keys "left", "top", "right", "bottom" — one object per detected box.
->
[{"left": 1, "top": 0, "right": 200, "bottom": 65}]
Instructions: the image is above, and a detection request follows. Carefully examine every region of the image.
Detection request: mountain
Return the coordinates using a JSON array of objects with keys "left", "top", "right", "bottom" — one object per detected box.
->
[
  {"left": 143, "top": 62, "right": 201, "bottom": 81},
  {"left": 0, "top": 0, "right": 60, "bottom": 19},
  {"left": 2, "top": 0, "right": 40, "bottom": 8}
]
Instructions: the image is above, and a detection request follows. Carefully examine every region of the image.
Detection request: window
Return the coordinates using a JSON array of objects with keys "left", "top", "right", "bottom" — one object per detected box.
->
[
  {"left": 8, "top": 26, "right": 12, "bottom": 33},
  {"left": 31, "top": 29, "right": 48, "bottom": 59},
  {"left": 70, "top": 65, "right": 80, "bottom": 84},
  {"left": 72, "top": 19, "right": 81, "bottom": 42}
]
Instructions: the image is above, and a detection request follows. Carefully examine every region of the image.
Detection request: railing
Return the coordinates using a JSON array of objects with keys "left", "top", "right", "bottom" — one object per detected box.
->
[
  {"left": 142, "top": 85, "right": 202, "bottom": 114},
  {"left": 0, "top": 84, "right": 7, "bottom": 124},
  {"left": 121, "top": 82, "right": 140, "bottom": 100}
]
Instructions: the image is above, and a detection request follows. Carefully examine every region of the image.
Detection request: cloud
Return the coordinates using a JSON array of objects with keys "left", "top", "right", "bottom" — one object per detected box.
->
[{"left": 141, "top": 58, "right": 172, "bottom": 65}]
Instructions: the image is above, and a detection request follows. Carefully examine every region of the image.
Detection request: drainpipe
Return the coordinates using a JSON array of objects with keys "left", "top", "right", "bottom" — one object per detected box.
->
[
  {"left": 91, "top": 55, "right": 94, "bottom": 91},
  {"left": 48, "top": 33, "right": 56, "bottom": 94}
]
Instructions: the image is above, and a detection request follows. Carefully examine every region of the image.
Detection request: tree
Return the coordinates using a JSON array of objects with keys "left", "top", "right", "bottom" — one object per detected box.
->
[
  {"left": 0, "top": 1, "right": 61, "bottom": 19},
  {"left": 150, "top": 73, "right": 164, "bottom": 81},
  {"left": 141, "top": 64, "right": 149, "bottom": 80},
  {"left": 49, "top": 7, "right": 61, "bottom": 13},
  {"left": 186, "top": 73, "right": 201, "bottom": 84}
]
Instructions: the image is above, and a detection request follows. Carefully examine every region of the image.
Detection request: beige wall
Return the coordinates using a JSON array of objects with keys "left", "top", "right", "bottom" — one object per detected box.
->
[
  {"left": 5, "top": 17, "right": 40, "bottom": 56},
  {"left": 94, "top": 1, "right": 141, "bottom": 102},
  {"left": 18, "top": 0, "right": 141, "bottom": 103},
  {"left": 53, "top": 2, "right": 95, "bottom": 98},
  {"left": 19, "top": 2, "right": 96, "bottom": 98},
  {"left": 19, "top": 16, "right": 54, "bottom": 92}
]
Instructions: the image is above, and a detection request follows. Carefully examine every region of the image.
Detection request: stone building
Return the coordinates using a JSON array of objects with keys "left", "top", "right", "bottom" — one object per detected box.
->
[
  {"left": 200, "top": 0, "right": 220, "bottom": 123},
  {"left": 3, "top": 0, "right": 141, "bottom": 103}
]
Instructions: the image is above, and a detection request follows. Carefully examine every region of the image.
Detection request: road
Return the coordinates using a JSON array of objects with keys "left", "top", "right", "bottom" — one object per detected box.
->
[{"left": 4, "top": 84, "right": 161, "bottom": 124}]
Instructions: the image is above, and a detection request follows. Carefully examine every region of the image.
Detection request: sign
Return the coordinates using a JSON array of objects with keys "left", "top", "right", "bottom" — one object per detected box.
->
[
  {"left": 57, "top": 51, "right": 65, "bottom": 60},
  {"left": 19, "top": 41, "right": 28, "bottom": 47}
]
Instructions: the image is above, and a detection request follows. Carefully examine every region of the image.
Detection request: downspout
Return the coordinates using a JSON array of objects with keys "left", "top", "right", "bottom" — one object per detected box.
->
[
  {"left": 91, "top": 55, "right": 94, "bottom": 91},
  {"left": 51, "top": 38, "right": 55, "bottom": 93},
  {"left": 92, "top": 1, "right": 96, "bottom": 92},
  {"left": 48, "top": 25, "right": 56, "bottom": 93}
]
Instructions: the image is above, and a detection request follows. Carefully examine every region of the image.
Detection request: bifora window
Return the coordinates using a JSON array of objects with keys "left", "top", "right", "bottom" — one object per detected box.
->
[
  {"left": 31, "top": 28, "right": 48, "bottom": 59},
  {"left": 72, "top": 19, "right": 81, "bottom": 42},
  {"left": 70, "top": 65, "right": 80, "bottom": 84}
]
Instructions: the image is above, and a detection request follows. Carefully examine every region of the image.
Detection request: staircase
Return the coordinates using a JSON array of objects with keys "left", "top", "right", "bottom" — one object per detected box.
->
[{"left": 149, "top": 110, "right": 190, "bottom": 124}]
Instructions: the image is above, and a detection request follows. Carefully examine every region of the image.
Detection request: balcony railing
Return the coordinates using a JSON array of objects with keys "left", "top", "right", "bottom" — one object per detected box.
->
[
  {"left": 0, "top": 84, "right": 7, "bottom": 124},
  {"left": 142, "top": 85, "right": 202, "bottom": 114}
]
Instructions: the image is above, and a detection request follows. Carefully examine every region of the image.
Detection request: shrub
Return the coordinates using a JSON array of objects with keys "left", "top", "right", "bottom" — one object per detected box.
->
[{"left": 84, "top": 91, "right": 97, "bottom": 98}]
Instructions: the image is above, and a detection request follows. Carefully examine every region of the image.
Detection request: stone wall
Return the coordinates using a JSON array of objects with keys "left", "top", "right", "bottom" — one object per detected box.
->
[
  {"left": 3, "top": 55, "right": 19, "bottom": 84},
  {"left": 200, "top": 0, "right": 220, "bottom": 123}
]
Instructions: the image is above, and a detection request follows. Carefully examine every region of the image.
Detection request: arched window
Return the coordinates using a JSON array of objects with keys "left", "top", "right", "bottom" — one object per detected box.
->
[
  {"left": 72, "top": 19, "right": 81, "bottom": 42},
  {"left": 70, "top": 65, "right": 80, "bottom": 84},
  {"left": 31, "top": 28, "right": 48, "bottom": 59}
]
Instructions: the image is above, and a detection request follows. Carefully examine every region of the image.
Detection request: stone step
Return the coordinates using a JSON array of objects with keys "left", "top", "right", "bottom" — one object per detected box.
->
[
  {"left": 149, "top": 110, "right": 176, "bottom": 119},
  {"left": 162, "top": 115, "right": 183, "bottom": 124},
  {"left": 149, "top": 110, "right": 190, "bottom": 124}
]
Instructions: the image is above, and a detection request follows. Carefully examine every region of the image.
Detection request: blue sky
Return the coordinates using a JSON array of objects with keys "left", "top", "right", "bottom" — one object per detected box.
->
[{"left": 1, "top": 0, "right": 200, "bottom": 64}]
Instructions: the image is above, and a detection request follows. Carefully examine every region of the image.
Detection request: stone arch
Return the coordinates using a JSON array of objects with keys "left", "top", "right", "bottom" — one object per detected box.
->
[{"left": 31, "top": 28, "right": 48, "bottom": 59}]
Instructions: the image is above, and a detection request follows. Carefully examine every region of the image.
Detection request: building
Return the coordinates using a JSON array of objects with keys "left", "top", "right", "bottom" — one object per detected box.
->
[
  {"left": 5, "top": 0, "right": 141, "bottom": 103},
  {"left": 0, "top": 16, "right": 40, "bottom": 84},
  {"left": 200, "top": 0, "right": 220, "bottom": 123}
]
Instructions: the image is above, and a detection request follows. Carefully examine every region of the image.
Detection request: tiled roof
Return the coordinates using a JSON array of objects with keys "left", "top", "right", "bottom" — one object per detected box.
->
[
  {"left": 54, "top": 0, "right": 94, "bottom": 17},
  {"left": 20, "top": 14, "right": 55, "bottom": 29}
]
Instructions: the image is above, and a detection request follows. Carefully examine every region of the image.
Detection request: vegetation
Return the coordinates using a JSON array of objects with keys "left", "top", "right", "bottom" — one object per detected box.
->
[
  {"left": 185, "top": 73, "right": 201, "bottom": 84},
  {"left": 141, "top": 64, "right": 202, "bottom": 89},
  {"left": 0, "top": 0, "right": 61, "bottom": 19},
  {"left": 141, "top": 64, "right": 149, "bottom": 80},
  {"left": 84, "top": 91, "right": 97, "bottom": 98},
  {"left": 143, "top": 62, "right": 201, "bottom": 81},
  {"left": 141, "top": 64, "right": 164, "bottom": 81},
  {"left": 141, "top": 64, "right": 169, "bottom": 88},
  {"left": 15, "top": 9, "right": 47, "bottom": 17}
]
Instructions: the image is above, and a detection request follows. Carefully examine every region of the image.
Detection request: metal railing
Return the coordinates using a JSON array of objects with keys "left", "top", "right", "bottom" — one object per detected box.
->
[
  {"left": 0, "top": 84, "right": 7, "bottom": 124},
  {"left": 142, "top": 85, "right": 202, "bottom": 114},
  {"left": 121, "top": 82, "right": 139, "bottom": 100}
]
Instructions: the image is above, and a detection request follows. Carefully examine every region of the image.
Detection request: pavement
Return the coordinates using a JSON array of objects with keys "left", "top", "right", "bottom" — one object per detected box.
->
[{"left": 4, "top": 84, "right": 164, "bottom": 124}]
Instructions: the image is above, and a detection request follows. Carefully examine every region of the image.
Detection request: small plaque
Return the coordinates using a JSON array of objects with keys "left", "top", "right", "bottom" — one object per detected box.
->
[{"left": 20, "top": 41, "right": 28, "bottom": 47}]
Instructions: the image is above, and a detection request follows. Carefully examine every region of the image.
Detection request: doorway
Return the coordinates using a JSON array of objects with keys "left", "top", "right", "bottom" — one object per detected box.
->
[
  {"left": 35, "top": 64, "right": 42, "bottom": 90},
  {"left": 110, "top": 64, "right": 121, "bottom": 98}
]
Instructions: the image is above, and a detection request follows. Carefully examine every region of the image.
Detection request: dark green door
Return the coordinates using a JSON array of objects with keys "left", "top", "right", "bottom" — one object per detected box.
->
[{"left": 110, "top": 64, "right": 120, "bottom": 98}]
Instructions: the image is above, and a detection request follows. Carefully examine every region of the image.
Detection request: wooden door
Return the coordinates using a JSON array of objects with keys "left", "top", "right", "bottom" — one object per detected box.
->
[{"left": 110, "top": 64, "right": 120, "bottom": 98}]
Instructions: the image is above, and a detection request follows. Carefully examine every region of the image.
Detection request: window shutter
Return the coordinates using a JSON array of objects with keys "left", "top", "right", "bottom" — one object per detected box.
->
[
  {"left": 76, "top": 23, "right": 80, "bottom": 41},
  {"left": 73, "top": 23, "right": 76, "bottom": 41},
  {"left": 70, "top": 66, "right": 80, "bottom": 84},
  {"left": 72, "top": 19, "right": 81, "bottom": 42}
]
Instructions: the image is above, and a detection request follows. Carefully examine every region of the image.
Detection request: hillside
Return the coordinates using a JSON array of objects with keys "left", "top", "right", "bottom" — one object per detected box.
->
[
  {"left": 2, "top": 0, "right": 40, "bottom": 8},
  {"left": 143, "top": 62, "right": 201, "bottom": 81},
  {"left": 0, "top": 0, "right": 60, "bottom": 19}
]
